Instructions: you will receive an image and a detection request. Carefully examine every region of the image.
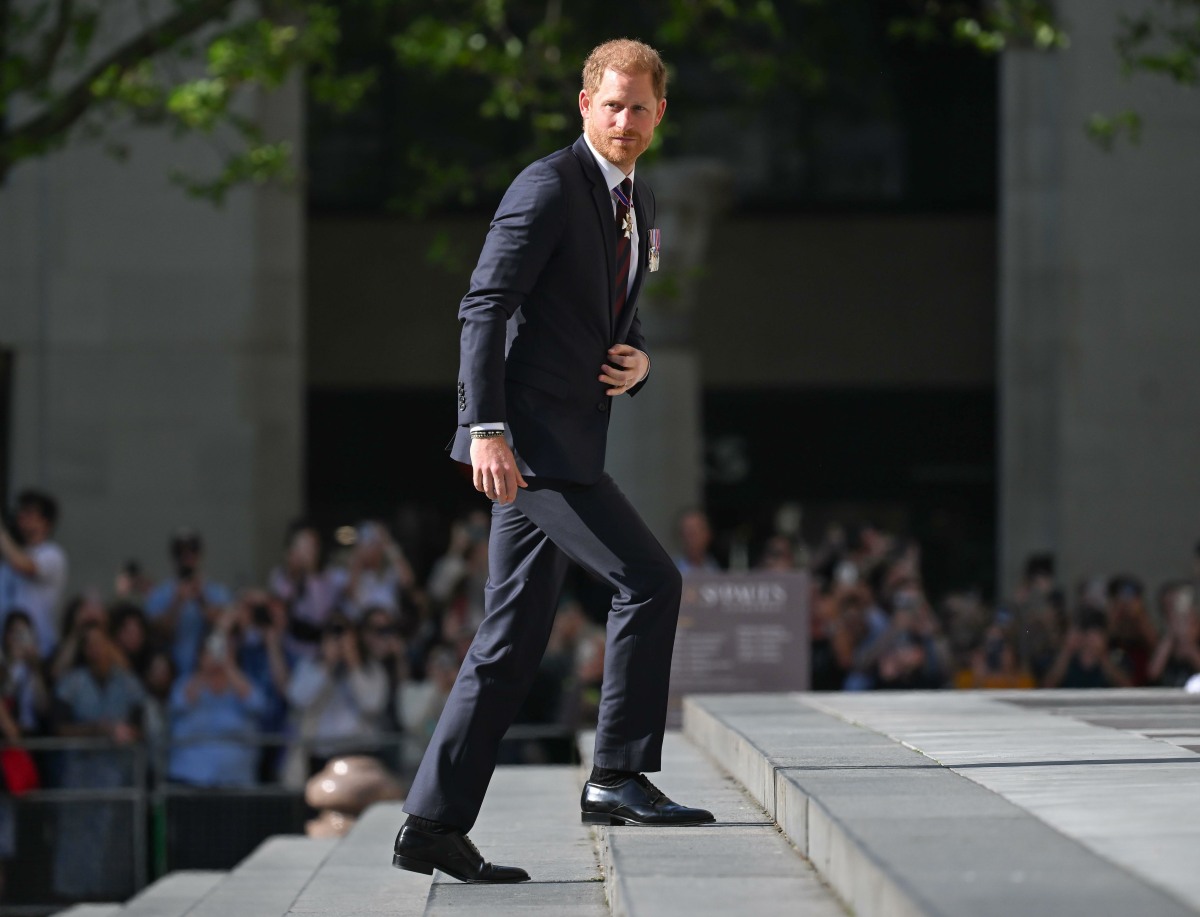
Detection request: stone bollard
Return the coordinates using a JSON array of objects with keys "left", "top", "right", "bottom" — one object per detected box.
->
[{"left": 304, "top": 755, "right": 406, "bottom": 838}]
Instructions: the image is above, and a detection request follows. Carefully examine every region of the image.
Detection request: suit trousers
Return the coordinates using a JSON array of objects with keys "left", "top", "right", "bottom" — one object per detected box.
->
[{"left": 403, "top": 473, "right": 683, "bottom": 831}]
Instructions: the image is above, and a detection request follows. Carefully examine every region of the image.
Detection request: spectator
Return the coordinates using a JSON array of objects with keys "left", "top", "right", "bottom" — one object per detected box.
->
[
  {"left": 49, "top": 593, "right": 109, "bottom": 682},
  {"left": 542, "top": 599, "right": 605, "bottom": 729},
  {"left": 52, "top": 624, "right": 144, "bottom": 900},
  {"left": 436, "top": 534, "right": 490, "bottom": 658},
  {"left": 145, "top": 530, "right": 232, "bottom": 677},
  {"left": 227, "top": 590, "right": 293, "bottom": 781},
  {"left": 398, "top": 646, "right": 459, "bottom": 771},
  {"left": 757, "top": 535, "right": 797, "bottom": 571},
  {"left": 342, "top": 522, "right": 416, "bottom": 620},
  {"left": 167, "top": 628, "right": 266, "bottom": 788},
  {"left": 674, "top": 508, "right": 721, "bottom": 574},
  {"left": 1021, "top": 590, "right": 1068, "bottom": 684},
  {"left": 818, "top": 581, "right": 882, "bottom": 692},
  {"left": 268, "top": 521, "right": 345, "bottom": 660},
  {"left": 109, "top": 602, "right": 153, "bottom": 680},
  {"left": 955, "top": 622, "right": 1036, "bottom": 690},
  {"left": 427, "top": 513, "right": 481, "bottom": 605},
  {"left": 113, "top": 559, "right": 153, "bottom": 605},
  {"left": 0, "top": 489, "right": 67, "bottom": 658},
  {"left": 871, "top": 585, "right": 949, "bottom": 690},
  {"left": 1106, "top": 575, "right": 1158, "bottom": 685},
  {"left": 139, "top": 648, "right": 176, "bottom": 779},
  {"left": 1, "top": 610, "right": 50, "bottom": 735},
  {"left": 1043, "top": 609, "right": 1133, "bottom": 689},
  {"left": 285, "top": 614, "right": 388, "bottom": 779},
  {"left": 1148, "top": 583, "right": 1200, "bottom": 687},
  {"left": 360, "top": 607, "right": 408, "bottom": 730}
]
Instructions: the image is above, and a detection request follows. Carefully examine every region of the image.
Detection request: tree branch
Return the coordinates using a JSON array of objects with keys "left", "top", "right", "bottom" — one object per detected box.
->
[
  {"left": 3, "top": 0, "right": 238, "bottom": 163},
  {"left": 26, "top": 0, "right": 75, "bottom": 87}
]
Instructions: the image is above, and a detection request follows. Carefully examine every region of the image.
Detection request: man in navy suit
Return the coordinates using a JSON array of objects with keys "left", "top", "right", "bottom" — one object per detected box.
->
[{"left": 392, "top": 38, "right": 714, "bottom": 884}]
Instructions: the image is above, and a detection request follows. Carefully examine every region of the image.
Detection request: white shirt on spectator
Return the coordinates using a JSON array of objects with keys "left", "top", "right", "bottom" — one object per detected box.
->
[{"left": 0, "top": 540, "right": 68, "bottom": 658}]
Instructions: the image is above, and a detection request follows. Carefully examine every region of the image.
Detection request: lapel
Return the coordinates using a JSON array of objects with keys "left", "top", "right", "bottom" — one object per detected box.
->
[
  {"left": 571, "top": 136, "right": 616, "bottom": 335},
  {"left": 614, "top": 183, "right": 650, "bottom": 343}
]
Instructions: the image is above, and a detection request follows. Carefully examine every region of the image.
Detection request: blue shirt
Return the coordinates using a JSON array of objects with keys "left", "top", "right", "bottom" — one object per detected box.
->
[
  {"left": 237, "top": 631, "right": 293, "bottom": 734},
  {"left": 56, "top": 666, "right": 145, "bottom": 724},
  {"left": 167, "top": 680, "right": 265, "bottom": 787},
  {"left": 145, "top": 578, "right": 232, "bottom": 676}
]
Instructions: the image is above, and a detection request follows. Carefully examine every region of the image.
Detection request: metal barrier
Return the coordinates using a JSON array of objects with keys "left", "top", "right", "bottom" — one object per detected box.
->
[{"left": 0, "top": 724, "right": 575, "bottom": 914}]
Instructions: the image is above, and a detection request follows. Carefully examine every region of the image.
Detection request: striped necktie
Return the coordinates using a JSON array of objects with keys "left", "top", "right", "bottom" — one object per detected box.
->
[{"left": 613, "top": 177, "right": 633, "bottom": 320}]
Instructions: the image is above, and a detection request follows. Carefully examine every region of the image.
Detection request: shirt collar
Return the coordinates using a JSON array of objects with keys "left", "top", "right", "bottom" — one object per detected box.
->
[{"left": 583, "top": 131, "right": 634, "bottom": 194}]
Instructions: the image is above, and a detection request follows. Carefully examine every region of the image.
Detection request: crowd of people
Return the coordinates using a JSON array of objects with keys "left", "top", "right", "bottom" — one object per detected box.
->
[
  {"left": 801, "top": 526, "right": 1200, "bottom": 693},
  {"left": 1, "top": 487, "right": 1199, "bottom": 897},
  {"left": 0, "top": 490, "right": 607, "bottom": 899}
]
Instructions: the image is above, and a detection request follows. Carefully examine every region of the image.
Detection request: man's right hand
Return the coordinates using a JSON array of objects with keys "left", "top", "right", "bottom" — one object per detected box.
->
[{"left": 471, "top": 437, "right": 528, "bottom": 505}]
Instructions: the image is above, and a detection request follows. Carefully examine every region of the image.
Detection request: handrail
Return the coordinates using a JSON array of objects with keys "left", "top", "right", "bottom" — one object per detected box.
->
[{"left": 0, "top": 722, "right": 575, "bottom": 752}]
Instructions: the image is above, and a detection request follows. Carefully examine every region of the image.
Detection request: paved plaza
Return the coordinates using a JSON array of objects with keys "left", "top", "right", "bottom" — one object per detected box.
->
[{"left": 59, "top": 688, "right": 1200, "bottom": 916}]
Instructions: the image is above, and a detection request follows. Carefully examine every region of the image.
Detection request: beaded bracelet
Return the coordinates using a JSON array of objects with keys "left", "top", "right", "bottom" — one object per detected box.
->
[{"left": 470, "top": 429, "right": 505, "bottom": 439}]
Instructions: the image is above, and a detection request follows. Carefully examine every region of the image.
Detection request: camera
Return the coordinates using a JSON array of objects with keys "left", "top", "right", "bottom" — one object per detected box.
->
[
  {"left": 252, "top": 602, "right": 273, "bottom": 628},
  {"left": 205, "top": 631, "right": 227, "bottom": 660}
]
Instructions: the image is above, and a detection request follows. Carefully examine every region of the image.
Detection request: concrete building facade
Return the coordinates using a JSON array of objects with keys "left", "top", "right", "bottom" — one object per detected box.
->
[
  {"left": 0, "top": 80, "right": 305, "bottom": 593},
  {"left": 1000, "top": 0, "right": 1200, "bottom": 594}
]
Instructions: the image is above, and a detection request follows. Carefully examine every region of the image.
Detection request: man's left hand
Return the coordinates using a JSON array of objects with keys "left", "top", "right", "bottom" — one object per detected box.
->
[{"left": 600, "top": 345, "right": 649, "bottom": 396}]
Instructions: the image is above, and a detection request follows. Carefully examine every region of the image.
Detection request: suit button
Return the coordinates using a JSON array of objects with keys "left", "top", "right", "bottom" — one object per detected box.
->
[{"left": 597, "top": 401, "right": 608, "bottom": 412}]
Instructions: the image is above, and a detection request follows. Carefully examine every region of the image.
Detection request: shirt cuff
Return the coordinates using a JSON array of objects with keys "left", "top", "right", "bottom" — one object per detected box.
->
[
  {"left": 470, "top": 422, "right": 505, "bottom": 432},
  {"left": 636, "top": 351, "right": 650, "bottom": 384}
]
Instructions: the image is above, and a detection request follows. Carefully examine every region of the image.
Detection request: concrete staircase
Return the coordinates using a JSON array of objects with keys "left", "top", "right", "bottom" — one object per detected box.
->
[
  {"left": 59, "top": 689, "right": 1200, "bottom": 915},
  {"left": 54, "top": 726, "right": 843, "bottom": 916}
]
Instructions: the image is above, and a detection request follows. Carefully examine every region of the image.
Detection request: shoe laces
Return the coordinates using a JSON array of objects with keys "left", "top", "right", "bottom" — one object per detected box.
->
[
  {"left": 460, "top": 833, "right": 483, "bottom": 860},
  {"left": 634, "top": 773, "right": 667, "bottom": 803}
]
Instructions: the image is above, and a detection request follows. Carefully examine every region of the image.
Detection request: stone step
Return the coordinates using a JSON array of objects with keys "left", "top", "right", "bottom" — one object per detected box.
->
[
  {"left": 51, "top": 905, "right": 122, "bottom": 917},
  {"left": 286, "top": 802, "right": 432, "bottom": 917},
  {"left": 117, "top": 870, "right": 226, "bottom": 917},
  {"left": 184, "top": 835, "right": 336, "bottom": 917},
  {"left": 421, "top": 766, "right": 607, "bottom": 917},
  {"left": 579, "top": 731, "right": 847, "bottom": 917},
  {"left": 684, "top": 692, "right": 1199, "bottom": 917}
]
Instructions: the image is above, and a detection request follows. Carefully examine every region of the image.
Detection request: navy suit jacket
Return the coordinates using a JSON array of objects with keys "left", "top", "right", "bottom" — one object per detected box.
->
[{"left": 451, "top": 135, "right": 656, "bottom": 485}]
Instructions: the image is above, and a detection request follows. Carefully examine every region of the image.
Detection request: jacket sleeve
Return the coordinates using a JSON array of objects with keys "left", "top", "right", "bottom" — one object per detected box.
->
[{"left": 457, "top": 162, "right": 565, "bottom": 425}]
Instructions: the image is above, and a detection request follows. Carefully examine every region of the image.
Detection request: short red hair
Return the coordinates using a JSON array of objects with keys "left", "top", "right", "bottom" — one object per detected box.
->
[{"left": 582, "top": 38, "right": 668, "bottom": 100}]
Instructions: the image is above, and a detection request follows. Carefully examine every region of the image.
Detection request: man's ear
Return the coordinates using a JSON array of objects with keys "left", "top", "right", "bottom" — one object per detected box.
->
[
  {"left": 654, "top": 97, "right": 667, "bottom": 126},
  {"left": 579, "top": 89, "right": 591, "bottom": 119}
]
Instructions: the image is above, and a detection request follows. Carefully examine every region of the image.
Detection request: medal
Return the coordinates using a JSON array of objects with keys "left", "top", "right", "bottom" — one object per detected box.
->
[
  {"left": 648, "top": 227, "right": 661, "bottom": 272},
  {"left": 621, "top": 210, "right": 633, "bottom": 239}
]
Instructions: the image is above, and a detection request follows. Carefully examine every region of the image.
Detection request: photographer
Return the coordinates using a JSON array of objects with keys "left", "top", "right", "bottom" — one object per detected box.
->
[
  {"left": 1043, "top": 609, "right": 1133, "bottom": 689},
  {"left": 1, "top": 610, "right": 50, "bottom": 735},
  {"left": 167, "top": 624, "right": 265, "bottom": 788},
  {"left": 268, "top": 522, "right": 345, "bottom": 662},
  {"left": 231, "top": 590, "right": 293, "bottom": 779},
  {"left": 286, "top": 613, "right": 387, "bottom": 776},
  {"left": 342, "top": 522, "right": 415, "bottom": 621},
  {"left": 0, "top": 489, "right": 67, "bottom": 659},
  {"left": 51, "top": 623, "right": 144, "bottom": 899},
  {"left": 872, "top": 584, "right": 950, "bottom": 691},
  {"left": 145, "top": 530, "right": 231, "bottom": 676},
  {"left": 1148, "top": 583, "right": 1200, "bottom": 687}
]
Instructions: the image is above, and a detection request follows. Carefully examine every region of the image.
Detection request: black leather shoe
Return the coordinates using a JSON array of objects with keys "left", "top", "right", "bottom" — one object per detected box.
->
[
  {"left": 581, "top": 774, "right": 716, "bottom": 826},
  {"left": 392, "top": 823, "right": 530, "bottom": 883}
]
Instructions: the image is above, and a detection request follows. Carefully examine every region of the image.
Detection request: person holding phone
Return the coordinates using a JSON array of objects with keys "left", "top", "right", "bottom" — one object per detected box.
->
[
  {"left": 285, "top": 613, "right": 388, "bottom": 777},
  {"left": 145, "top": 530, "right": 231, "bottom": 676},
  {"left": 0, "top": 489, "right": 67, "bottom": 659},
  {"left": 167, "top": 625, "right": 266, "bottom": 787}
]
